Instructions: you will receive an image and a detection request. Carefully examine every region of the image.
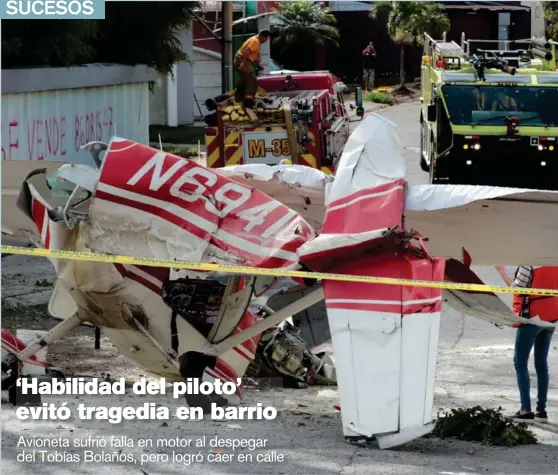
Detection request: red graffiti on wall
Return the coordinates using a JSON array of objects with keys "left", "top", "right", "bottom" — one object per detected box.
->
[
  {"left": 2, "top": 105, "right": 114, "bottom": 161},
  {"left": 27, "top": 116, "right": 68, "bottom": 160},
  {"left": 74, "top": 106, "right": 114, "bottom": 152},
  {"left": 1, "top": 121, "right": 20, "bottom": 161}
]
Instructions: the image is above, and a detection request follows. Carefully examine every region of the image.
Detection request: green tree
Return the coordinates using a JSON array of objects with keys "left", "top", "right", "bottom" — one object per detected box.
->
[
  {"left": 91, "top": 2, "right": 198, "bottom": 76},
  {"left": 2, "top": 21, "right": 99, "bottom": 68},
  {"left": 273, "top": 0, "right": 340, "bottom": 54},
  {"left": 2, "top": 1, "right": 199, "bottom": 75},
  {"left": 370, "top": 1, "right": 450, "bottom": 91},
  {"left": 542, "top": 1, "right": 558, "bottom": 39}
]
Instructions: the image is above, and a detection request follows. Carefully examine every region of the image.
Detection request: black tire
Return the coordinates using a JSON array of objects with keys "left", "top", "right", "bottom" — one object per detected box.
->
[
  {"left": 419, "top": 116, "right": 429, "bottom": 173},
  {"left": 430, "top": 161, "right": 455, "bottom": 185},
  {"left": 429, "top": 157, "right": 437, "bottom": 184}
]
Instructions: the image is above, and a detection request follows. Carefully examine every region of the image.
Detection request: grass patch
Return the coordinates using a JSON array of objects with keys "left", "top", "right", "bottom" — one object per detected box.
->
[
  {"left": 375, "top": 74, "right": 403, "bottom": 87},
  {"left": 364, "top": 91, "right": 393, "bottom": 105},
  {"left": 163, "top": 146, "right": 198, "bottom": 158},
  {"left": 149, "top": 125, "right": 205, "bottom": 145},
  {"left": 430, "top": 406, "right": 537, "bottom": 447}
]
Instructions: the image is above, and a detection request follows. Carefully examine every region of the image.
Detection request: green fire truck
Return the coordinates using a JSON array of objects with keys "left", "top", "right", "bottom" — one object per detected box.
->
[{"left": 420, "top": 33, "right": 558, "bottom": 190}]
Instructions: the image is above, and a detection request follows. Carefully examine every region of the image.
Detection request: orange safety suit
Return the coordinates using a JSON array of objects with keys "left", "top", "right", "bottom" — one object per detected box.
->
[
  {"left": 235, "top": 35, "right": 262, "bottom": 73},
  {"left": 512, "top": 266, "right": 558, "bottom": 326},
  {"left": 234, "top": 35, "right": 262, "bottom": 106}
]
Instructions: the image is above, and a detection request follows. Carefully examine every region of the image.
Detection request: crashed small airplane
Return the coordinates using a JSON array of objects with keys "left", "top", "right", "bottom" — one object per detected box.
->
[{"left": 2, "top": 114, "right": 557, "bottom": 449}]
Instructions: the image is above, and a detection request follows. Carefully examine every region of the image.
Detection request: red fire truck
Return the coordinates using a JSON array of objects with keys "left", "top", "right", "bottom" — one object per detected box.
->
[{"left": 204, "top": 72, "right": 363, "bottom": 175}]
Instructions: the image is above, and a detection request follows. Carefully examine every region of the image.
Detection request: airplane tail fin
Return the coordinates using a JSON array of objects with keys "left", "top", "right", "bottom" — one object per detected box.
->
[{"left": 298, "top": 114, "right": 445, "bottom": 448}]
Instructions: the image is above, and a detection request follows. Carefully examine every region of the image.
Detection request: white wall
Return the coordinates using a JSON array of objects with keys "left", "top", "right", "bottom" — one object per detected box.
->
[
  {"left": 149, "top": 27, "right": 195, "bottom": 126},
  {"left": 259, "top": 16, "right": 271, "bottom": 75},
  {"left": 150, "top": 74, "right": 169, "bottom": 125},
  {"left": 522, "top": 1, "right": 545, "bottom": 37},
  {"left": 177, "top": 28, "right": 195, "bottom": 125},
  {"left": 1, "top": 64, "right": 156, "bottom": 167},
  {"left": 193, "top": 47, "right": 222, "bottom": 119}
]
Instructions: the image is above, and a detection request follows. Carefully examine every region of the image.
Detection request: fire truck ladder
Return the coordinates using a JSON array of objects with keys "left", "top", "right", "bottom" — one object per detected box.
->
[{"left": 423, "top": 33, "right": 465, "bottom": 69}]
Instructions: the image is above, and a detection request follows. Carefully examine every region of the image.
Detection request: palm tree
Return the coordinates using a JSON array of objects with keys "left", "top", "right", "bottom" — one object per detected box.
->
[
  {"left": 272, "top": 1, "right": 340, "bottom": 58},
  {"left": 370, "top": 1, "right": 450, "bottom": 92}
]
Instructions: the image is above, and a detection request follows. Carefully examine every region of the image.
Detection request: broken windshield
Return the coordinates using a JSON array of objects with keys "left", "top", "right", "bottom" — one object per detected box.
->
[{"left": 441, "top": 85, "right": 558, "bottom": 127}]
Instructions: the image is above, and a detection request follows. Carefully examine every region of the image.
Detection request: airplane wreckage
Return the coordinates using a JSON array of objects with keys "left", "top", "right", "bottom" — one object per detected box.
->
[{"left": 2, "top": 114, "right": 558, "bottom": 449}]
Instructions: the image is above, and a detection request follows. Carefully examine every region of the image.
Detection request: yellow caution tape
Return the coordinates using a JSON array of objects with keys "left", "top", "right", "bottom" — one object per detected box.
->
[{"left": 2, "top": 245, "right": 558, "bottom": 297}]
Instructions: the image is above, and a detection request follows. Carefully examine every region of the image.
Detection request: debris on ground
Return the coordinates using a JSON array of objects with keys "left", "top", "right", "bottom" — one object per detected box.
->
[
  {"left": 431, "top": 406, "right": 538, "bottom": 446},
  {"left": 245, "top": 321, "right": 336, "bottom": 389},
  {"left": 226, "top": 424, "right": 242, "bottom": 430}
]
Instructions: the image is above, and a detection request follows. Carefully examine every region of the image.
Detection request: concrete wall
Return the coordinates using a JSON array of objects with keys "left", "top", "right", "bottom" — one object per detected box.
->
[{"left": 1, "top": 64, "right": 157, "bottom": 167}]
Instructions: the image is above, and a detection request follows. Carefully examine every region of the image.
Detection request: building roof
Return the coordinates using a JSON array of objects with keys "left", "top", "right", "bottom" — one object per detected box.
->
[
  {"left": 196, "top": 1, "right": 245, "bottom": 13},
  {"left": 327, "top": 1, "right": 371, "bottom": 12},
  {"left": 327, "top": 1, "right": 530, "bottom": 12},
  {"left": 442, "top": 1, "right": 530, "bottom": 11}
]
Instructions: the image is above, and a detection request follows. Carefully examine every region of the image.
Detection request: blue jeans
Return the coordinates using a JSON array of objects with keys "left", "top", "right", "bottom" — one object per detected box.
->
[{"left": 514, "top": 324, "right": 555, "bottom": 412}]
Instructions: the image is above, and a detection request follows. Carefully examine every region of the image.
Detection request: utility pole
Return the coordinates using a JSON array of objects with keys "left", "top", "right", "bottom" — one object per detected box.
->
[{"left": 221, "top": 1, "right": 234, "bottom": 93}]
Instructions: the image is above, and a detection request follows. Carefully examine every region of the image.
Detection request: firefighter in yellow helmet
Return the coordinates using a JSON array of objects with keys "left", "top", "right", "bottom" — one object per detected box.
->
[{"left": 234, "top": 30, "right": 271, "bottom": 108}]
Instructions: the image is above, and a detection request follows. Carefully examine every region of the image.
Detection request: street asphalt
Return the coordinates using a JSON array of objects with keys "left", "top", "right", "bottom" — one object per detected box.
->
[{"left": 2, "top": 101, "right": 558, "bottom": 475}]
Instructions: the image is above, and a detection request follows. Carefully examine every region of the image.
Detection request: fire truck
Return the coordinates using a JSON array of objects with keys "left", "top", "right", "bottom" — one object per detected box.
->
[
  {"left": 420, "top": 33, "right": 558, "bottom": 190},
  {"left": 204, "top": 72, "right": 363, "bottom": 175}
]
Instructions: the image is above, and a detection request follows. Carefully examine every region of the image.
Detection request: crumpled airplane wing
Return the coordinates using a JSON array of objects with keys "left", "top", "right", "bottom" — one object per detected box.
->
[
  {"left": 1, "top": 160, "right": 68, "bottom": 243},
  {"left": 405, "top": 185, "right": 558, "bottom": 267},
  {"left": 217, "top": 164, "right": 332, "bottom": 233},
  {"left": 444, "top": 259, "right": 556, "bottom": 328},
  {"left": 81, "top": 137, "right": 317, "bottom": 269}
]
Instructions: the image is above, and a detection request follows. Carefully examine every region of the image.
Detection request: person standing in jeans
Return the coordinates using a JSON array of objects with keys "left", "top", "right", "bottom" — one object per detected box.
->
[
  {"left": 362, "top": 42, "right": 377, "bottom": 91},
  {"left": 496, "top": 266, "right": 558, "bottom": 423}
]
